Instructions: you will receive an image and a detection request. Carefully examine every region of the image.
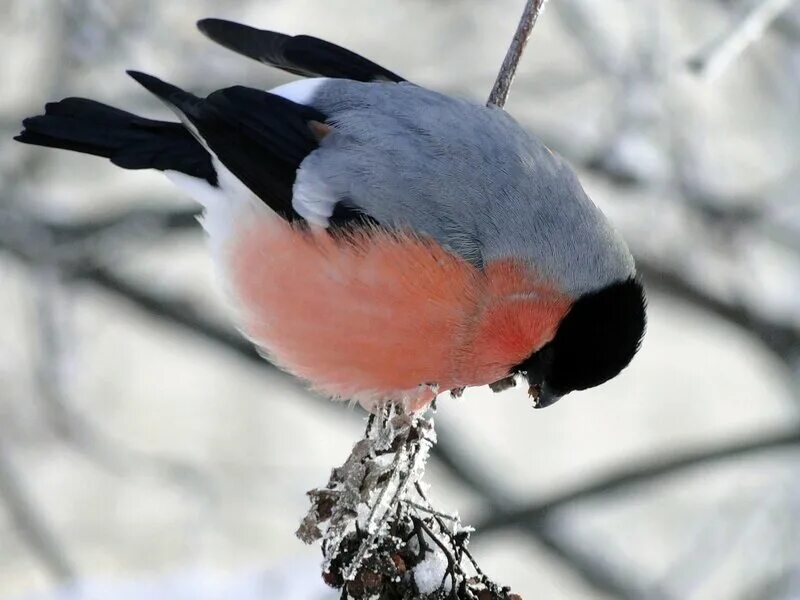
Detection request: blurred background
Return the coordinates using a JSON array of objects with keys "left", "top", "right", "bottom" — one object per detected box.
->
[{"left": 1, "top": 0, "right": 800, "bottom": 598}]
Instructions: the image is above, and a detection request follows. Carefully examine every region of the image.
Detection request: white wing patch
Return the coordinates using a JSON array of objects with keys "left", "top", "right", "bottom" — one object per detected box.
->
[
  {"left": 164, "top": 170, "right": 231, "bottom": 248},
  {"left": 269, "top": 78, "right": 327, "bottom": 105},
  {"left": 292, "top": 168, "right": 337, "bottom": 227},
  {"left": 269, "top": 78, "right": 339, "bottom": 228},
  {"left": 165, "top": 76, "right": 335, "bottom": 253}
]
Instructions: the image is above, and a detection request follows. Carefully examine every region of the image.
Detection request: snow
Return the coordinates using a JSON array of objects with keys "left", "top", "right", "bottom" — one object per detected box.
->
[{"left": 413, "top": 549, "right": 450, "bottom": 595}]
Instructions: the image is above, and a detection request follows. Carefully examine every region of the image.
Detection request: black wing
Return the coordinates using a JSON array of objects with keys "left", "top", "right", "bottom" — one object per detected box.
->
[
  {"left": 128, "top": 71, "right": 328, "bottom": 222},
  {"left": 197, "top": 19, "right": 406, "bottom": 83}
]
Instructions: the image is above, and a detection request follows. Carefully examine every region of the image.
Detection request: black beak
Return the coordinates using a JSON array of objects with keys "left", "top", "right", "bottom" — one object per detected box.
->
[{"left": 529, "top": 383, "right": 561, "bottom": 409}]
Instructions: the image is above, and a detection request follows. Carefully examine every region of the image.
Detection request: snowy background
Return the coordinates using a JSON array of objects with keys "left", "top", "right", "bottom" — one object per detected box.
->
[{"left": 1, "top": 0, "right": 800, "bottom": 598}]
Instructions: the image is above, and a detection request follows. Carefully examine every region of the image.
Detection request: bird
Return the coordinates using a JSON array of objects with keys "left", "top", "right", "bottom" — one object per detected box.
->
[{"left": 15, "top": 18, "right": 646, "bottom": 412}]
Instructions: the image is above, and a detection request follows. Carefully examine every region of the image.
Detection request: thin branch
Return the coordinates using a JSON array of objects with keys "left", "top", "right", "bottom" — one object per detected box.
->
[
  {"left": 473, "top": 426, "right": 800, "bottom": 536},
  {"left": 402, "top": 499, "right": 459, "bottom": 522},
  {"left": 487, "top": 0, "right": 549, "bottom": 108},
  {"left": 411, "top": 515, "right": 459, "bottom": 597},
  {"left": 687, "top": 0, "right": 798, "bottom": 80}
]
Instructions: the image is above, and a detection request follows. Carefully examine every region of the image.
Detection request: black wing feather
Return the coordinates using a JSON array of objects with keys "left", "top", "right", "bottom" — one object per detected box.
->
[
  {"left": 15, "top": 98, "right": 215, "bottom": 183},
  {"left": 17, "top": 70, "right": 380, "bottom": 228},
  {"left": 197, "top": 18, "right": 405, "bottom": 83},
  {"left": 128, "top": 71, "right": 328, "bottom": 221},
  {"left": 200, "top": 86, "right": 328, "bottom": 221}
]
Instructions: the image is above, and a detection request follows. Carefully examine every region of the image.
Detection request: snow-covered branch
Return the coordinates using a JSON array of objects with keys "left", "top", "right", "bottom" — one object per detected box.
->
[{"left": 298, "top": 404, "right": 523, "bottom": 599}]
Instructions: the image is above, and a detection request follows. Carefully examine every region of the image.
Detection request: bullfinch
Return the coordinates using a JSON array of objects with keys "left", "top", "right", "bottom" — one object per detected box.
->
[{"left": 15, "top": 19, "right": 646, "bottom": 411}]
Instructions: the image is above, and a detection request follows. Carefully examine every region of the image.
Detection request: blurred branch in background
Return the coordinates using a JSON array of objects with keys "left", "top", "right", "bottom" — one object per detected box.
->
[
  {"left": 0, "top": 442, "right": 75, "bottom": 583},
  {"left": 473, "top": 426, "right": 800, "bottom": 537},
  {"left": 687, "top": 0, "right": 798, "bottom": 80}
]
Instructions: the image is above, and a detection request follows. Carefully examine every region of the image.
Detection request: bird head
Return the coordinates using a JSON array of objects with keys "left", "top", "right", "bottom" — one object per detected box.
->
[{"left": 509, "top": 277, "right": 646, "bottom": 408}]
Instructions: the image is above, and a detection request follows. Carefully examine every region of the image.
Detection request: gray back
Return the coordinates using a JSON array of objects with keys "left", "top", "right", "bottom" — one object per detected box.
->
[{"left": 301, "top": 80, "right": 635, "bottom": 296}]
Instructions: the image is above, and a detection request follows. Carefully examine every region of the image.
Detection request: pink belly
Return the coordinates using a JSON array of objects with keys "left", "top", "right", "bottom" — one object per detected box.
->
[{"left": 226, "top": 216, "right": 570, "bottom": 405}]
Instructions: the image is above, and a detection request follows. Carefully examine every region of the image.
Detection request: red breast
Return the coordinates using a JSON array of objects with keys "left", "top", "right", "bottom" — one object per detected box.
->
[{"left": 228, "top": 215, "right": 572, "bottom": 404}]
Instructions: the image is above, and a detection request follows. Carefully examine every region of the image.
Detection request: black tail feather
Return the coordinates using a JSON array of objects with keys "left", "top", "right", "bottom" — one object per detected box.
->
[
  {"left": 16, "top": 97, "right": 215, "bottom": 184},
  {"left": 197, "top": 18, "right": 405, "bottom": 83}
]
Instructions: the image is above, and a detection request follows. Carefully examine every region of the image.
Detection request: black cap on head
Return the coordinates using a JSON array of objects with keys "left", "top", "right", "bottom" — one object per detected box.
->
[{"left": 512, "top": 277, "right": 646, "bottom": 406}]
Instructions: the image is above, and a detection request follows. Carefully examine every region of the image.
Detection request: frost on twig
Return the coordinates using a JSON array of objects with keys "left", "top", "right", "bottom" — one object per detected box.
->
[{"left": 297, "top": 403, "right": 522, "bottom": 600}]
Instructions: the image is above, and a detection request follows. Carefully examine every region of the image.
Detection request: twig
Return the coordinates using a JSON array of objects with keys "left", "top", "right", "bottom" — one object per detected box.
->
[
  {"left": 411, "top": 515, "right": 459, "bottom": 598},
  {"left": 298, "top": 407, "right": 522, "bottom": 599},
  {"left": 402, "top": 499, "right": 459, "bottom": 522},
  {"left": 687, "top": 0, "right": 797, "bottom": 80},
  {"left": 414, "top": 481, "right": 489, "bottom": 586},
  {"left": 343, "top": 435, "right": 416, "bottom": 580},
  {"left": 487, "top": 0, "right": 549, "bottom": 108}
]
